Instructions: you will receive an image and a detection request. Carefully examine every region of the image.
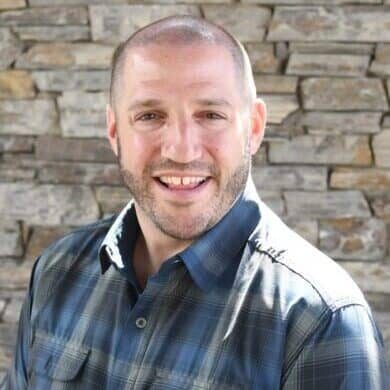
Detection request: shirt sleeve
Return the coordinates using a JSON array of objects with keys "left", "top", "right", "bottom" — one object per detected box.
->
[
  {"left": 1, "top": 258, "right": 41, "bottom": 390},
  {"left": 282, "top": 304, "right": 390, "bottom": 390}
]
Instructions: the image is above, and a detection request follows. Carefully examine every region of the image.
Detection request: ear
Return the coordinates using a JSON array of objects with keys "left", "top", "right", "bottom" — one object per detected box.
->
[
  {"left": 249, "top": 98, "right": 266, "bottom": 156},
  {"left": 106, "top": 104, "right": 118, "bottom": 156}
]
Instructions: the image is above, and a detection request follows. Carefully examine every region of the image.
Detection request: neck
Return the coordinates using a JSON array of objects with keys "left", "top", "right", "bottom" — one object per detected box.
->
[{"left": 132, "top": 204, "right": 192, "bottom": 288}]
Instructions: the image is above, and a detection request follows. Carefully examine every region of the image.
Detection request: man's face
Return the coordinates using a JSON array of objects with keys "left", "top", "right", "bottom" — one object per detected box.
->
[{"left": 107, "top": 43, "right": 265, "bottom": 240}]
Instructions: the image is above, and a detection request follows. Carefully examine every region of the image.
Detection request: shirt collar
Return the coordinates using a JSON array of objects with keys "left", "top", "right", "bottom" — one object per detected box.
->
[{"left": 99, "top": 176, "right": 261, "bottom": 291}]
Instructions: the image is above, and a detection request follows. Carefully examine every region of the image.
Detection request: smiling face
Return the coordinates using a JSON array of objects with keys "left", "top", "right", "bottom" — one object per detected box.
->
[{"left": 107, "top": 43, "right": 265, "bottom": 240}]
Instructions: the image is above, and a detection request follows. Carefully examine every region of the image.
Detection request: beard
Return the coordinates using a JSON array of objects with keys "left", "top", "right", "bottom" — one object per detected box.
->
[{"left": 117, "top": 137, "right": 251, "bottom": 241}]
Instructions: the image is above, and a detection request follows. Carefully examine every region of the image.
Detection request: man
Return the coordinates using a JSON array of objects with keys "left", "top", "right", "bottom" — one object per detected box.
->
[{"left": 2, "top": 15, "right": 389, "bottom": 389}]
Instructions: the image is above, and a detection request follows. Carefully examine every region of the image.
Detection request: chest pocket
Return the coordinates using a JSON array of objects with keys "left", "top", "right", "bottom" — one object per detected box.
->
[{"left": 28, "top": 331, "right": 90, "bottom": 389}]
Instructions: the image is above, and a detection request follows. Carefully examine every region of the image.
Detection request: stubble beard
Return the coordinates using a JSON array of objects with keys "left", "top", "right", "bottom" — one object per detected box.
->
[{"left": 117, "top": 139, "right": 251, "bottom": 241}]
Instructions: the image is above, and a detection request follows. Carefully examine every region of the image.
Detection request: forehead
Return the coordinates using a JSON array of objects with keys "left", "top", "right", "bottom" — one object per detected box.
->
[{"left": 120, "top": 43, "right": 240, "bottom": 97}]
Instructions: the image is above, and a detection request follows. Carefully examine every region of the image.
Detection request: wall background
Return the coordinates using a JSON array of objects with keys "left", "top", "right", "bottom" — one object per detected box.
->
[{"left": 0, "top": 0, "right": 389, "bottom": 380}]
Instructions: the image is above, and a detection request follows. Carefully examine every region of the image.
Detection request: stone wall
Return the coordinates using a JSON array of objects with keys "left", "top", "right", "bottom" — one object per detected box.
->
[{"left": 0, "top": 0, "right": 389, "bottom": 380}]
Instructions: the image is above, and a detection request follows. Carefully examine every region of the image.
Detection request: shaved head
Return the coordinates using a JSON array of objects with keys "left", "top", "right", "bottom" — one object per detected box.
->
[{"left": 109, "top": 15, "right": 256, "bottom": 107}]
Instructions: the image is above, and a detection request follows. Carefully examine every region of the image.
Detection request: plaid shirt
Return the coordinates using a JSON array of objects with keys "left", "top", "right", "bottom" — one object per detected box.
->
[{"left": 3, "top": 178, "right": 389, "bottom": 389}]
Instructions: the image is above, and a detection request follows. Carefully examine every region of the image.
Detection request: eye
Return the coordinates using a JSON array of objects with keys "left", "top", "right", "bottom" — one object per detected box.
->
[
  {"left": 136, "top": 112, "right": 162, "bottom": 121},
  {"left": 204, "top": 112, "right": 225, "bottom": 120}
]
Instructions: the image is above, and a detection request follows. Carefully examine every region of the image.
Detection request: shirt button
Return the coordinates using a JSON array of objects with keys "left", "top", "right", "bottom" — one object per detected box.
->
[{"left": 135, "top": 317, "right": 147, "bottom": 329}]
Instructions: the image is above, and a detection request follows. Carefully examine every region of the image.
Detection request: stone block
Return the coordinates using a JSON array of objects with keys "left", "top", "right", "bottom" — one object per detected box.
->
[
  {"left": 252, "top": 146, "right": 267, "bottom": 166},
  {"left": 90, "top": 5, "right": 200, "bottom": 43},
  {"left": 252, "top": 165, "right": 327, "bottom": 191},
  {"left": 0, "top": 100, "right": 59, "bottom": 136},
  {"left": 244, "top": 0, "right": 380, "bottom": 3},
  {"left": 257, "top": 190, "right": 285, "bottom": 216},
  {"left": 32, "top": 70, "right": 110, "bottom": 91},
  {"left": 289, "top": 42, "right": 374, "bottom": 55},
  {"left": 262, "top": 94, "right": 298, "bottom": 124},
  {"left": 0, "top": 28, "right": 23, "bottom": 70},
  {"left": 370, "top": 194, "right": 390, "bottom": 221},
  {"left": 339, "top": 262, "right": 390, "bottom": 294},
  {"left": 36, "top": 136, "right": 115, "bottom": 163},
  {"left": 268, "top": 6, "right": 390, "bottom": 42},
  {"left": 384, "top": 114, "right": 390, "bottom": 129},
  {"left": 0, "top": 70, "right": 34, "bottom": 99},
  {"left": 246, "top": 43, "right": 281, "bottom": 73},
  {"left": 373, "top": 312, "right": 390, "bottom": 362},
  {"left": 15, "top": 43, "right": 114, "bottom": 70},
  {"left": 330, "top": 168, "right": 390, "bottom": 192},
  {"left": 254, "top": 75, "right": 297, "bottom": 94},
  {"left": 0, "top": 259, "right": 33, "bottom": 290},
  {"left": 369, "top": 44, "right": 390, "bottom": 77},
  {"left": 373, "top": 130, "right": 390, "bottom": 168},
  {"left": 319, "top": 218, "right": 387, "bottom": 261},
  {"left": 58, "top": 91, "right": 107, "bottom": 138},
  {"left": 25, "top": 226, "right": 73, "bottom": 261},
  {"left": 38, "top": 162, "right": 121, "bottom": 186},
  {"left": 0, "top": 184, "right": 99, "bottom": 226},
  {"left": 0, "top": 165, "right": 35, "bottom": 182},
  {"left": 287, "top": 53, "right": 369, "bottom": 76},
  {"left": 269, "top": 135, "right": 371, "bottom": 165},
  {"left": 301, "top": 78, "right": 388, "bottom": 111},
  {"left": 95, "top": 186, "right": 131, "bottom": 215},
  {"left": 14, "top": 25, "right": 90, "bottom": 41},
  {"left": 202, "top": 5, "right": 271, "bottom": 42},
  {"left": 2, "top": 299, "right": 23, "bottom": 323},
  {"left": 29, "top": 0, "right": 127, "bottom": 4},
  {"left": 285, "top": 191, "right": 371, "bottom": 218},
  {"left": 0, "top": 136, "right": 34, "bottom": 153},
  {"left": 0, "top": 0, "right": 26, "bottom": 9},
  {"left": 0, "top": 7, "right": 87, "bottom": 26},
  {"left": 291, "top": 111, "right": 381, "bottom": 134},
  {"left": 0, "top": 220, "right": 22, "bottom": 257},
  {"left": 283, "top": 218, "right": 318, "bottom": 246}
]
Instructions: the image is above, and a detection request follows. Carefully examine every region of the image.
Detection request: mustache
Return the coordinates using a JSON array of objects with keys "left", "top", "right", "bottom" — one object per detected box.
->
[{"left": 145, "top": 159, "right": 219, "bottom": 176}]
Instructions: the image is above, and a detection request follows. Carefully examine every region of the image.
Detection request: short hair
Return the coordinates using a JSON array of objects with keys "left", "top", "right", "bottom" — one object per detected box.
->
[{"left": 109, "top": 15, "right": 256, "bottom": 106}]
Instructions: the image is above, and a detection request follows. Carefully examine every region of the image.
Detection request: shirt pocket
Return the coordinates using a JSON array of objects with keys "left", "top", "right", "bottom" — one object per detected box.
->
[{"left": 28, "top": 332, "right": 90, "bottom": 389}]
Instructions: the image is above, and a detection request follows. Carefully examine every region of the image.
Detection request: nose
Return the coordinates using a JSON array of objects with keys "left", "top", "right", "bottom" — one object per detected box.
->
[{"left": 161, "top": 116, "right": 202, "bottom": 163}]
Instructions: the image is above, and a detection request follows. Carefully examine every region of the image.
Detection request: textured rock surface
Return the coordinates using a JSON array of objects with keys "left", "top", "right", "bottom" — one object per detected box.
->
[
  {"left": 0, "top": 28, "right": 23, "bottom": 69},
  {"left": 370, "top": 44, "right": 390, "bottom": 76},
  {"left": 372, "top": 130, "right": 390, "bottom": 167},
  {"left": 13, "top": 25, "right": 90, "bottom": 41},
  {"left": 330, "top": 168, "right": 390, "bottom": 191},
  {"left": 0, "top": 70, "right": 34, "bottom": 98},
  {"left": 262, "top": 94, "right": 298, "bottom": 123}
]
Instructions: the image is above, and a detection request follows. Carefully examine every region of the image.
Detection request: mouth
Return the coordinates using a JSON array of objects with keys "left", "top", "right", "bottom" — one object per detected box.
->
[{"left": 154, "top": 175, "right": 210, "bottom": 190}]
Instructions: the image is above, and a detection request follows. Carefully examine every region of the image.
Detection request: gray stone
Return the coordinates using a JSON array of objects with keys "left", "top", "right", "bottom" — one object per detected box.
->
[
  {"left": 0, "top": 165, "right": 35, "bottom": 182},
  {"left": 268, "top": 6, "right": 390, "bottom": 42},
  {"left": 289, "top": 42, "right": 374, "bottom": 55},
  {"left": 32, "top": 70, "right": 110, "bottom": 92},
  {"left": 373, "top": 130, "right": 390, "bottom": 168},
  {"left": 0, "top": 220, "right": 22, "bottom": 257},
  {"left": 0, "top": 100, "right": 59, "bottom": 136},
  {"left": 15, "top": 43, "right": 114, "bottom": 70},
  {"left": 0, "top": 323, "right": 17, "bottom": 349},
  {"left": 370, "top": 44, "right": 390, "bottom": 77},
  {"left": 252, "top": 146, "right": 267, "bottom": 166},
  {"left": 331, "top": 168, "right": 390, "bottom": 192},
  {"left": 202, "top": 5, "right": 271, "bottom": 41},
  {"left": 2, "top": 298, "right": 23, "bottom": 323},
  {"left": 0, "top": 0, "right": 26, "bottom": 9},
  {"left": 301, "top": 78, "right": 388, "bottom": 111},
  {"left": 372, "top": 312, "right": 390, "bottom": 362},
  {"left": 24, "top": 226, "right": 73, "bottom": 261},
  {"left": 36, "top": 136, "right": 115, "bottom": 163},
  {"left": 287, "top": 53, "right": 369, "bottom": 76},
  {"left": 246, "top": 43, "right": 281, "bottom": 73},
  {"left": 258, "top": 190, "right": 285, "bottom": 216},
  {"left": 263, "top": 124, "right": 304, "bottom": 141},
  {"left": 0, "top": 7, "right": 88, "bottom": 26},
  {"left": 262, "top": 94, "right": 299, "bottom": 124},
  {"left": 370, "top": 194, "right": 390, "bottom": 221},
  {"left": 0, "top": 70, "right": 34, "bottom": 99},
  {"left": 0, "top": 184, "right": 99, "bottom": 226},
  {"left": 14, "top": 25, "right": 90, "bottom": 41},
  {"left": 291, "top": 111, "right": 381, "bottom": 134},
  {"left": 339, "top": 262, "right": 390, "bottom": 294},
  {"left": 95, "top": 186, "right": 131, "bottom": 215},
  {"left": 244, "top": 0, "right": 380, "bottom": 3},
  {"left": 383, "top": 114, "right": 390, "bottom": 129},
  {"left": 254, "top": 75, "right": 297, "bottom": 94},
  {"left": 319, "top": 218, "right": 387, "bottom": 261},
  {"left": 252, "top": 165, "right": 327, "bottom": 191},
  {"left": 38, "top": 162, "right": 121, "bottom": 186},
  {"left": 269, "top": 135, "right": 372, "bottom": 165},
  {"left": 285, "top": 191, "right": 371, "bottom": 218},
  {"left": 283, "top": 218, "right": 318, "bottom": 246},
  {"left": 0, "top": 136, "right": 34, "bottom": 153},
  {"left": 0, "top": 259, "right": 33, "bottom": 290},
  {"left": 58, "top": 91, "right": 107, "bottom": 138},
  {"left": 29, "top": 0, "right": 132, "bottom": 5},
  {"left": 90, "top": 5, "right": 200, "bottom": 43},
  {"left": 0, "top": 28, "right": 23, "bottom": 70}
]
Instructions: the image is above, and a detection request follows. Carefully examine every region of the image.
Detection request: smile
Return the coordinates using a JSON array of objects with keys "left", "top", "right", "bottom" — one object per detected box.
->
[{"left": 158, "top": 176, "right": 207, "bottom": 189}]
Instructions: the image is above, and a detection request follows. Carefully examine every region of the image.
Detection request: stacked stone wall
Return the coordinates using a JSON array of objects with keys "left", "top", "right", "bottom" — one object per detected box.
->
[{"left": 0, "top": 0, "right": 389, "bottom": 378}]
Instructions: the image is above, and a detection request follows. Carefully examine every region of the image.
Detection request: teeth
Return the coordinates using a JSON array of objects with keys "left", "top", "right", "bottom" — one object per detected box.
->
[{"left": 159, "top": 176, "right": 206, "bottom": 185}]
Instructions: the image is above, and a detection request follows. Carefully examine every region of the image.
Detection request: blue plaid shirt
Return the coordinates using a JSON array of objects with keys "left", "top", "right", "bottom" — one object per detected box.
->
[{"left": 3, "top": 178, "right": 389, "bottom": 389}]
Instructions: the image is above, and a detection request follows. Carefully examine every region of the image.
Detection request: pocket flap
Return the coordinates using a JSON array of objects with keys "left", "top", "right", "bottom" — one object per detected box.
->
[{"left": 30, "top": 332, "right": 90, "bottom": 381}]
